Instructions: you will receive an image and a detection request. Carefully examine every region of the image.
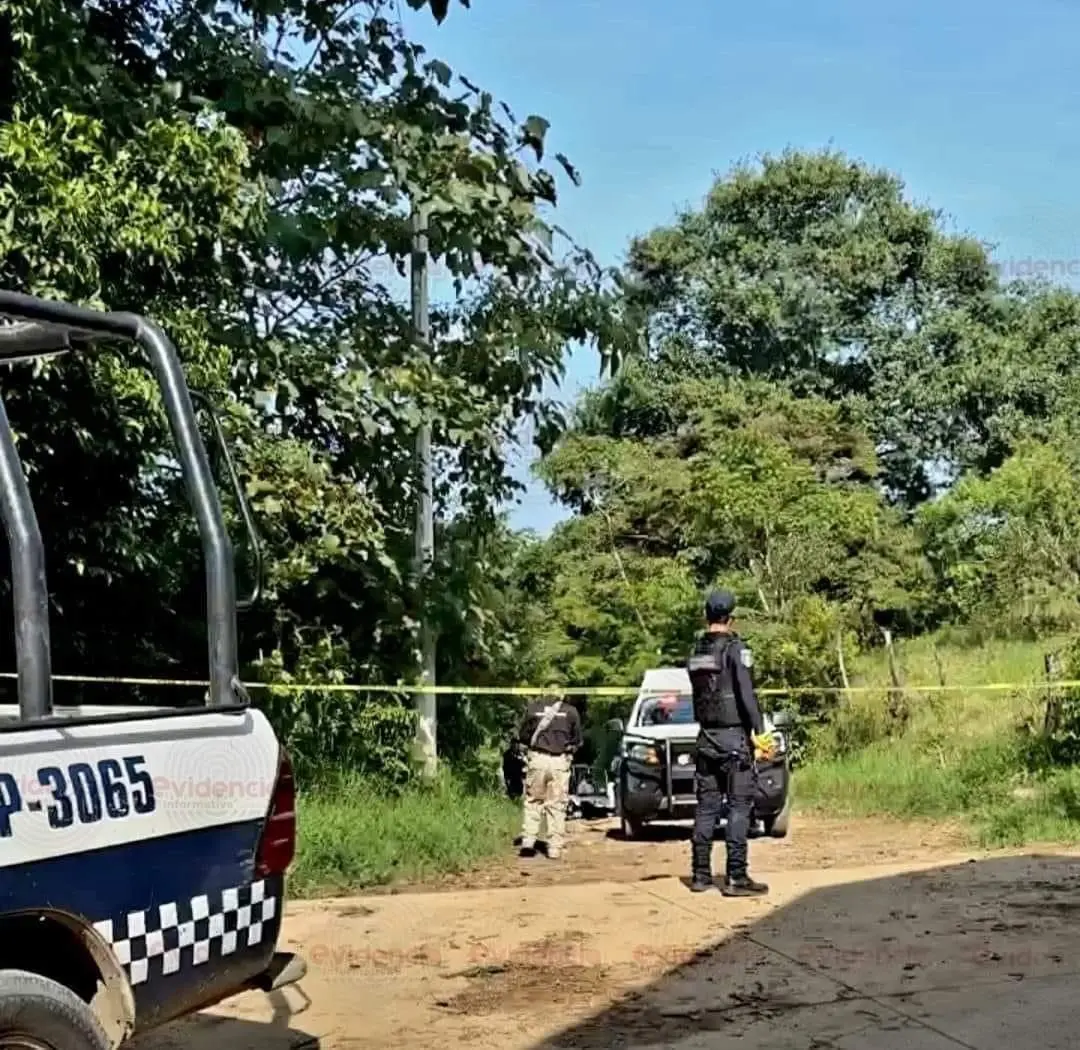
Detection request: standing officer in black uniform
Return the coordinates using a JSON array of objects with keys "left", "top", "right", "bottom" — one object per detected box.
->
[{"left": 686, "top": 589, "right": 773, "bottom": 896}]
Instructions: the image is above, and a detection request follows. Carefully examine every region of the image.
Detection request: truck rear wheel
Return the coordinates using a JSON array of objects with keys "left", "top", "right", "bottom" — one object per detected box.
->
[
  {"left": 0, "top": 970, "right": 109, "bottom": 1050},
  {"left": 764, "top": 796, "right": 791, "bottom": 838}
]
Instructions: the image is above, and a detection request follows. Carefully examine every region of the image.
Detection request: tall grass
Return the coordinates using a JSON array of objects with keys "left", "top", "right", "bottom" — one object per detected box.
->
[
  {"left": 798, "top": 630, "right": 1080, "bottom": 847},
  {"left": 290, "top": 769, "right": 519, "bottom": 897}
]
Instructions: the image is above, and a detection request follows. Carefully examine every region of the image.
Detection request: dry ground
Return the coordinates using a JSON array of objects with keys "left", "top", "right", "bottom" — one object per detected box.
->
[{"left": 134, "top": 814, "right": 1080, "bottom": 1049}]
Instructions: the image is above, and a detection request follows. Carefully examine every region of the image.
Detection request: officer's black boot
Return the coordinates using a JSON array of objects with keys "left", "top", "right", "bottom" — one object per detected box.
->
[
  {"left": 721, "top": 874, "right": 769, "bottom": 897},
  {"left": 690, "top": 842, "right": 714, "bottom": 892}
]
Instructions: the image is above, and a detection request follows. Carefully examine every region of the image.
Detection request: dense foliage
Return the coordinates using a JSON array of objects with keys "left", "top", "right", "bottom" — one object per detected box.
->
[
  {"left": 4, "top": 6, "right": 1080, "bottom": 783},
  {"left": 509, "top": 150, "right": 1080, "bottom": 752},
  {"left": 0, "top": 0, "right": 628, "bottom": 778}
]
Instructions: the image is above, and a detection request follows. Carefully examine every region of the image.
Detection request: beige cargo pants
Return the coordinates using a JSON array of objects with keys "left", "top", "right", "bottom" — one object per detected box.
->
[{"left": 520, "top": 750, "right": 572, "bottom": 856}]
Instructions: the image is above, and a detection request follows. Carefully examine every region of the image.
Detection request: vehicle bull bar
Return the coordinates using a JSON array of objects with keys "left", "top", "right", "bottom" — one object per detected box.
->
[{"left": 662, "top": 738, "right": 697, "bottom": 813}]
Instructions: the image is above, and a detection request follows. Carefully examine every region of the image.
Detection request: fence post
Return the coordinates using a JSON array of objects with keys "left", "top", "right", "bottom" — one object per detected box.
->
[
  {"left": 881, "top": 627, "right": 908, "bottom": 733},
  {"left": 931, "top": 643, "right": 946, "bottom": 688},
  {"left": 1043, "top": 651, "right": 1062, "bottom": 737},
  {"left": 835, "top": 631, "right": 850, "bottom": 692}
]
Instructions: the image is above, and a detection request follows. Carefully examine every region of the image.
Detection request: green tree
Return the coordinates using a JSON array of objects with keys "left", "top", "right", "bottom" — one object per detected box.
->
[
  {"left": 623, "top": 148, "right": 1080, "bottom": 505},
  {"left": 523, "top": 363, "right": 928, "bottom": 718},
  {"left": 1, "top": 0, "right": 629, "bottom": 778},
  {"left": 918, "top": 433, "right": 1080, "bottom": 635}
]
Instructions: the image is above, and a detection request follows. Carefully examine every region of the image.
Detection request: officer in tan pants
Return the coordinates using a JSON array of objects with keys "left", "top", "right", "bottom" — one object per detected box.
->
[{"left": 517, "top": 684, "right": 583, "bottom": 860}]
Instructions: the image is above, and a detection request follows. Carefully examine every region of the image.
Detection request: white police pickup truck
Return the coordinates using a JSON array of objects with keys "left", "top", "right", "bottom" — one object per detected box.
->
[
  {"left": 0, "top": 292, "right": 304, "bottom": 1049},
  {"left": 607, "top": 667, "right": 792, "bottom": 841}
]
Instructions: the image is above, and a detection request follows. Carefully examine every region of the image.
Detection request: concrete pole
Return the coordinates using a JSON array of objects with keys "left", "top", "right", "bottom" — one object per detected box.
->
[{"left": 410, "top": 201, "right": 437, "bottom": 777}]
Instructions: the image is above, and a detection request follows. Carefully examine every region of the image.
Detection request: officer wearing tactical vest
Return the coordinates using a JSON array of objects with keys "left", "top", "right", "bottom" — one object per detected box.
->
[
  {"left": 516, "top": 682, "right": 583, "bottom": 860},
  {"left": 686, "top": 589, "right": 775, "bottom": 895}
]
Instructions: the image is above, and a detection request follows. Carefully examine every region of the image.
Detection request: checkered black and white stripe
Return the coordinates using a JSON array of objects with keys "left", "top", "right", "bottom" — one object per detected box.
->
[{"left": 93, "top": 879, "right": 277, "bottom": 986}]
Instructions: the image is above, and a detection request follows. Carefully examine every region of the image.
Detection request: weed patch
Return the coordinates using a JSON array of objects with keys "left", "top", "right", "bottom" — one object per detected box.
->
[{"left": 290, "top": 770, "right": 518, "bottom": 896}]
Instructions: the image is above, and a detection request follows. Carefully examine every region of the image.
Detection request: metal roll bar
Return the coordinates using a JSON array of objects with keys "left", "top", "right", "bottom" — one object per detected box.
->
[{"left": 0, "top": 290, "right": 243, "bottom": 719}]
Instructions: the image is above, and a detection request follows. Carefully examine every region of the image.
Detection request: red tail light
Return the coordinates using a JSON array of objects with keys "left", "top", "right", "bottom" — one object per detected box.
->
[{"left": 255, "top": 748, "right": 296, "bottom": 878}]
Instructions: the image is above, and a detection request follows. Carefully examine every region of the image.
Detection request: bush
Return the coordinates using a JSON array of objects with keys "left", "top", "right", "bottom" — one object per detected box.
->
[
  {"left": 250, "top": 641, "right": 416, "bottom": 787},
  {"left": 797, "top": 631, "right": 1080, "bottom": 848},
  {"left": 814, "top": 692, "right": 893, "bottom": 758},
  {"left": 1033, "top": 636, "right": 1080, "bottom": 767}
]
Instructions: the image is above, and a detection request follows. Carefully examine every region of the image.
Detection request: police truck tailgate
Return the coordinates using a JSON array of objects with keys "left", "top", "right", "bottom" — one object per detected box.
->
[
  {"left": 0, "top": 292, "right": 305, "bottom": 1050},
  {"left": 0, "top": 704, "right": 299, "bottom": 1043}
]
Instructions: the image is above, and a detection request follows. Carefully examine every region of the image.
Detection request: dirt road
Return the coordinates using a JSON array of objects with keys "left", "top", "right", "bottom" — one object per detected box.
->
[{"left": 134, "top": 815, "right": 1080, "bottom": 1049}]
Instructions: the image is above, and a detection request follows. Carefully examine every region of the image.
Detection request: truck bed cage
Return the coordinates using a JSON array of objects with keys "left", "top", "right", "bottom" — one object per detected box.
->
[{"left": 0, "top": 290, "right": 241, "bottom": 722}]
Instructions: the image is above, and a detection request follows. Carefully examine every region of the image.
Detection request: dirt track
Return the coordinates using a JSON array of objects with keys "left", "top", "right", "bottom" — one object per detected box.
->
[{"left": 134, "top": 814, "right": 1080, "bottom": 1049}]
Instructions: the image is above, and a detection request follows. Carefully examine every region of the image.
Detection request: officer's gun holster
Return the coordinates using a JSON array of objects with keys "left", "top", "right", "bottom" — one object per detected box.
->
[{"left": 723, "top": 748, "right": 755, "bottom": 805}]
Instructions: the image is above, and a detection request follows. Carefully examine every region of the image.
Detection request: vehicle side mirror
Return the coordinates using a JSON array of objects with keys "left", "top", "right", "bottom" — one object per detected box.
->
[
  {"left": 606, "top": 717, "right": 625, "bottom": 733},
  {"left": 771, "top": 709, "right": 792, "bottom": 729}
]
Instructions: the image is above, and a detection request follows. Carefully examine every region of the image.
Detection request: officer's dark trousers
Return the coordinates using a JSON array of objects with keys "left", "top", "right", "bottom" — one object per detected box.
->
[{"left": 691, "top": 728, "right": 755, "bottom": 881}]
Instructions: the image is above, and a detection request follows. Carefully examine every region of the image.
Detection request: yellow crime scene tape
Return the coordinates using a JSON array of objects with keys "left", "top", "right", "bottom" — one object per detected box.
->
[{"left": 0, "top": 671, "right": 1074, "bottom": 697}]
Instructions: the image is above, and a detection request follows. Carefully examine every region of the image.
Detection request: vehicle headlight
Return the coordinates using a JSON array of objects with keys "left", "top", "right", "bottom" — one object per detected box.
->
[{"left": 626, "top": 742, "right": 660, "bottom": 765}]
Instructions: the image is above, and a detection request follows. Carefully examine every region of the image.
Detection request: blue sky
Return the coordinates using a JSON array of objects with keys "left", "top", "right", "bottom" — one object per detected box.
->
[{"left": 402, "top": 0, "right": 1080, "bottom": 534}]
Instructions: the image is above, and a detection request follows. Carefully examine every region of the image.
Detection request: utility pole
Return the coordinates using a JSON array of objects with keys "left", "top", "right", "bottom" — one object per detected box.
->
[{"left": 410, "top": 200, "right": 437, "bottom": 778}]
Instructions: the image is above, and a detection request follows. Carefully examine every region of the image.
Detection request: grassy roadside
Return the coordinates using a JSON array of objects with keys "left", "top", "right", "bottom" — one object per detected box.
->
[
  {"left": 796, "top": 740, "right": 1080, "bottom": 846},
  {"left": 287, "top": 631, "right": 1080, "bottom": 897},
  {"left": 289, "top": 771, "right": 519, "bottom": 897},
  {"left": 795, "top": 631, "right": 1080, "bottom": 847}
]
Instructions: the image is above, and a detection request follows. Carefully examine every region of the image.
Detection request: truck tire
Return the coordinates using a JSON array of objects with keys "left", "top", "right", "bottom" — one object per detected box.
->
[
  {"left": 0, "top": 970, "right": 110, "bottom": 1050},
  {"left": 764, "top": 796, "right": 791, "bottom": 839}
]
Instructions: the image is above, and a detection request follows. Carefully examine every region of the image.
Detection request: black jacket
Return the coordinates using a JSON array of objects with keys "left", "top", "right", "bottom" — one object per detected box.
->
[{"left": 516, "top": 697, "right": 583, "bottom": 756}]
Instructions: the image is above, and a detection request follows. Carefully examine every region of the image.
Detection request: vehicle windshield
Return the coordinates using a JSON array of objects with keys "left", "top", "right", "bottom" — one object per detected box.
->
[{"left": 636, "top": 694, "right": 695, "bottom": 725}]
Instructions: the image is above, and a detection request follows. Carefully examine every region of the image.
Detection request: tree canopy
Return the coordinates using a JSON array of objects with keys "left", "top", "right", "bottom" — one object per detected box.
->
[
  {"left": 1, "top": 0, "right": 630, "bottom": 776},
  {"left": 4, "top": 6, "right": 1079, "bottom": 783},
  {"left": 623, "top": 149, "right": 1080, "bottom": 505},
  {"left": 511, "top": 149, "right": 1080, "bottom": 735}
]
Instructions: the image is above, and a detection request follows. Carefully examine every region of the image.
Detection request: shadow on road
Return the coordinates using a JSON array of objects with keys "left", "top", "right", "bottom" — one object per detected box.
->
[
  {"left": 130, "top": 987, "right": 318, "bottom": 1050},
  {"left": 529, "top": 853, "right": 1080, "bottom": 1049},
  {"left": 604, "top": 823, "right": 777, "bottom": 843}
]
